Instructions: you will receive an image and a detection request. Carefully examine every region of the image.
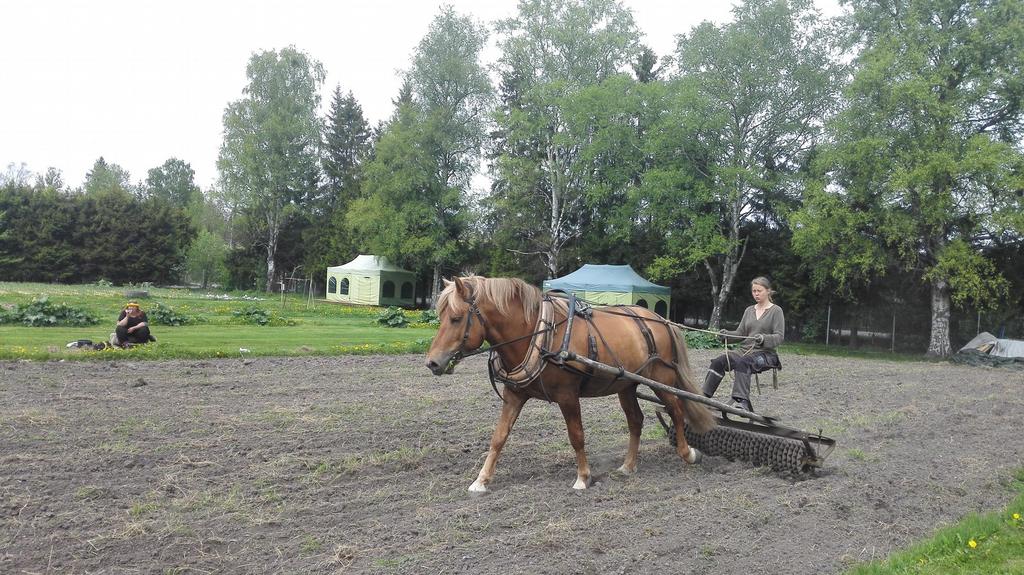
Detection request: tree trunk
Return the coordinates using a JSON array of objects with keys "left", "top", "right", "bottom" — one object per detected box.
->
[
  {"left": 544, "top": 249, "right": 558, "bottom": 280},
  {"left": 709, "top": 287, "right": 729, "bottom": 330},
  {"left": 544, "top": 146, "right": 568, "bottom": 280},
  {"left": 706, "top": 250, "right": 743, "bottom": 330},
  {"left": 265, "top": 231, "right": 278, "bottom": 293},
  {"left": 431, "top": 264, "right": 442, "bottom": 307},
  {"left": 926, "top": 278, "right": 952, "bottom": 358}
]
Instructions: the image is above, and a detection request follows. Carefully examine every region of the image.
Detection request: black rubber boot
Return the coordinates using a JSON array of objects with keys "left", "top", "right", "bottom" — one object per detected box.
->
[{"left": 702, "top": 369, "right": 724, "bottom": 398}]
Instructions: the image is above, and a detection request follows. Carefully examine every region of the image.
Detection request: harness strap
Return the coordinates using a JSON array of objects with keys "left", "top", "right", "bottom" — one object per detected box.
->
[
  {"left": 619, "top": 306, "right": 658, "bottom": 359},
  {"left": 558, "top": 291, "right": 578, "bottom": 355}
]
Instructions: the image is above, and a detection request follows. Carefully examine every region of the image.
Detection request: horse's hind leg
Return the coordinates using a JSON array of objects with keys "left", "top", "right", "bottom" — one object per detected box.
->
[
  {"left": 617, "top": 387, "right": 643, "bottom": 474},
  {"left": 656, "top": 392, "right": 701, "bottom": 465},
  {"left": 556, "top": 396, "right": 592, "bottom": 490},
  {"left": 470, "top": 388, "right": 527, "bottom": 493}
]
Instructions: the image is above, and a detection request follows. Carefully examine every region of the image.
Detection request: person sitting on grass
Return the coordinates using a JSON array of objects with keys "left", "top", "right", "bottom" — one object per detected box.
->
[{"left": 110, "top": 302, "right": 156, "bottom": 348}]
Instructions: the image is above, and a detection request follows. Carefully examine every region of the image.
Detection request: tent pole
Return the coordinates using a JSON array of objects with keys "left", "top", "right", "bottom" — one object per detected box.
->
[
  {"left": 825, "top": 304, "right": 831, "bottom": 346},
  {"left": 891, "top": 312, "right": 896, "bottom": 353}
]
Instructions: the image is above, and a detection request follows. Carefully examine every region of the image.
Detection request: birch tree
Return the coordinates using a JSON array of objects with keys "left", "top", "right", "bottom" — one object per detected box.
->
[
  {"left": 218, "top": 47, "right": 324, "bottom": 291},
  {"left": 646, "top": 0, "right": 841, "bottom": 328},
  {"left": 490, "top": 0, "right": 639, "bottom": 278}
]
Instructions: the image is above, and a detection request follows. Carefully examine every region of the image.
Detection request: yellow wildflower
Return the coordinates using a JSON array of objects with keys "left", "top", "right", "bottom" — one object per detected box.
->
[
  {"left": 968, "top": 539, "right": 977, "bottom": 549},
  {"left": 1014, "top": 513, "right": 1021, "bottom": 521}
]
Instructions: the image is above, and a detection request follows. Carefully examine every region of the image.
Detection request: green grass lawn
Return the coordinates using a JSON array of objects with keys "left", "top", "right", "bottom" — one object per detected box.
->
[
  {"left": 0, "top": 282, "right": 436, "bottom": 360},
  {"left": 0, "top": 323, "right": 436, "bottom": 360}
]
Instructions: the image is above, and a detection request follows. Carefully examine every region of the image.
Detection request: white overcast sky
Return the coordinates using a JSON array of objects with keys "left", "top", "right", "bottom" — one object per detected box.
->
[{"left": 1, "top": 0, "right": 839, "bottom": 191}]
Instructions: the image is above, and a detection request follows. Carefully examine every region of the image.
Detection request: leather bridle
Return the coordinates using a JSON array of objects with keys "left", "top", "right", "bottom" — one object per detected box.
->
[
  {"left": 444, "top": 290, "right": 561, "bottom": 373},
  {"left": 444, "top": 291, "right": 490, "bottom": 372}
]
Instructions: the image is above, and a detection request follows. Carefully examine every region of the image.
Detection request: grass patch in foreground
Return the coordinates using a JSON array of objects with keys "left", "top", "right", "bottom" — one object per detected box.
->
[{"left": 846, "top": 469, "right": 1024, "bottom": 575}]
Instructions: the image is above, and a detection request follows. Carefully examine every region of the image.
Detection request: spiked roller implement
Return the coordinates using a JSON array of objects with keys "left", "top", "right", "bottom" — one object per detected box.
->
[
  {"left": 560, "top": 351, "right": 836, "bottom": 474},
  {"left": 643, "top": 394, "right": 834, "bottom": 474}
]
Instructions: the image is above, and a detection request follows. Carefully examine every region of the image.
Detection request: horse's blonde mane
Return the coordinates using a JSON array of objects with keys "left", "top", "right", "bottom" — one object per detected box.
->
[{"left": 437, "top": 276, "right": 540, "bottom": 324}]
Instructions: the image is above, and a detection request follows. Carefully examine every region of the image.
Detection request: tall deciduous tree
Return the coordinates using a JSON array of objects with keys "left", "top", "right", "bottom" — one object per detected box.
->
[
  {"left": 793, "top": 0, "right": 1024, "bottom": 357},
  {"left": 218, "top": 46, "right": 324, "bottom": 292},
  {"left": 187, "top": 228, "right": 228, "bottom": 289},
  {"left": 351, "top": 7, "right": 492, "bottom": 300},
  {"left": 646, "top": 0, "right": 841, "bottom": 328},
  {"left": 490, "top": 0, "right": 640, "bottom": 278},
  {"left": 144, "top": 159, "right": 200, "bottom": 207},
  {"left": 561, "top": 73, "right": 664, "bottom": 268}
]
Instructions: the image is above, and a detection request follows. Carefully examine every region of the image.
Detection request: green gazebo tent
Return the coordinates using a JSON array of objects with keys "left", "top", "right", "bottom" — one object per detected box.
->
[
  {"left": 325, "top": 255, "right": 416, "bottom": 307},
  {"left": 542, "top": 264, "right": 671, "bottom": 317}
]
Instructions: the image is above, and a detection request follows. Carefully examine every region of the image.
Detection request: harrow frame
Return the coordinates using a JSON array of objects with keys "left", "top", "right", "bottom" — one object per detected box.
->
[{"left": 559, "top": 350, "right": 836, "bottom": 473}]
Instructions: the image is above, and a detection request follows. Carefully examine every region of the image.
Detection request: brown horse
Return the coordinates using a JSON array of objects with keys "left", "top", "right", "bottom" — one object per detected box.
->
[{"left": 425, "top": 276, "right": 715, "bottom": 492}]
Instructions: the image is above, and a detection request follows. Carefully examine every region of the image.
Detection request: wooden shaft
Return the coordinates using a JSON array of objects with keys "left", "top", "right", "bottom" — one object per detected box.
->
[{"left": 560, "top": 351, "right": 777, "bottom": 425}]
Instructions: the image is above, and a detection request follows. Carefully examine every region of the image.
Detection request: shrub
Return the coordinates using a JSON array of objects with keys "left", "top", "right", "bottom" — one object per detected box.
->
[
  {"left": 231, "top": 305, "right": 294, "bottom": 326},
  {"left": 418, "top": 309, "right": 439, "bottom": 326},
  {"left": 232, "top": 305, "right": 272, "bottom": 326},
  {"left": 0, "top": 296, "right": 100, "bottom": 327},
  {"left": 684, "top": 330, "right": 720, "bottom": 350},
  {"left": 148, "top": 302, "right": 193, "bottom": 326},
  {"left": 376, "top": 307, "right": 408, "bottom": 328}
]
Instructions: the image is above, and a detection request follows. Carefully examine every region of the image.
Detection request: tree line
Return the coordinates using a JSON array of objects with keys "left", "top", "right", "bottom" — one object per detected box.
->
[{"left": 2, "top": 0, "right": 1023, "bottom": 357}]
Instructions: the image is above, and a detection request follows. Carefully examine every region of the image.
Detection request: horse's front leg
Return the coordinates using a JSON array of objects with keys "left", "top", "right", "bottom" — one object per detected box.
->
[
  {"left": 557, "top": 396, "right": 591, "bottom": 490},
  {"left": 470, "top": 388, "right": 528, "bottom": 493},
  {"left": 617, "top": 387, "right": 643, "bottom": 475}
]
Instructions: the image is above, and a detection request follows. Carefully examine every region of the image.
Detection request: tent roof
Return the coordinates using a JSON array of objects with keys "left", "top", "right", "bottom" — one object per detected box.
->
[
  {"left": 327, "top": 255, "right": 413, "bottom": 274},
  {"left": 543, "top": 264, "right": 670, "bottom": 295}
]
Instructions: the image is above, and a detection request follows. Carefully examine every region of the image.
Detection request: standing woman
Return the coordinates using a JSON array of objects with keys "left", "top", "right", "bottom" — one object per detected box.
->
[{"left": 702, "top": 276, "right": 784, "bottom": 412}]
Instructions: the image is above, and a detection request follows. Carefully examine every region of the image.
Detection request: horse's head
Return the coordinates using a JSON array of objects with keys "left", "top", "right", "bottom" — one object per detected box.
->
[{"left": 425, "top": 277, "right": 488, "bottom": 375}]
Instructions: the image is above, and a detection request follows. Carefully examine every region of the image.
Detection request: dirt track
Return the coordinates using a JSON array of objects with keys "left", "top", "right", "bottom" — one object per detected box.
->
[{"left": 2, "top": 351, "right": 1022, "bottom": 574}]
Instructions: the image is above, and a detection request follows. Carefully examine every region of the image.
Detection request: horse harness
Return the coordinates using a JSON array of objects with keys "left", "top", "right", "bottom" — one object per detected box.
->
[{"left": 476, "top": 291, "right": 682, "bottom": 401}]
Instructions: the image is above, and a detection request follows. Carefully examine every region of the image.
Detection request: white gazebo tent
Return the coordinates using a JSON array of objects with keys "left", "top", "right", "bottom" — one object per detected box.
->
[{"left": 325, "top": 255, "right": 416, "bottom": 307}]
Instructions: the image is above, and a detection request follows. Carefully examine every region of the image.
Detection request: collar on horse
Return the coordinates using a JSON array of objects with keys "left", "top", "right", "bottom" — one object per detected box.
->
[{"left": 487, "top": 293, "right": 560, "bottom": 388}]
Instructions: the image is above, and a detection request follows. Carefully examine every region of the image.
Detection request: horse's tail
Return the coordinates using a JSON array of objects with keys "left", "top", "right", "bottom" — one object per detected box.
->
[{"left": 670, "top": 326, "right": 716, "bottom": 434}]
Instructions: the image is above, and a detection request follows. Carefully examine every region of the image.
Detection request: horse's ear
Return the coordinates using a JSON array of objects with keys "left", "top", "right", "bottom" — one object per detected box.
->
[
  {"left": 442, "top": 278, "right": 453, "bottom": 290},
  {"left": 452, "top": 276, "right": 468, "bottom": 298}
]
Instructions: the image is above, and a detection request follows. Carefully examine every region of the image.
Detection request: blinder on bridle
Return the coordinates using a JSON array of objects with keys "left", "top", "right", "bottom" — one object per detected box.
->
[{"left": 445, "top": 288, "right": 488, "bottom": 373}]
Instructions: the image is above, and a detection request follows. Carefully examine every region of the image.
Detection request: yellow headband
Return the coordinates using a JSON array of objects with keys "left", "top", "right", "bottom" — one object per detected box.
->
[{"left": 125, "top": 302, "right": 140, "bottom": 309}]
